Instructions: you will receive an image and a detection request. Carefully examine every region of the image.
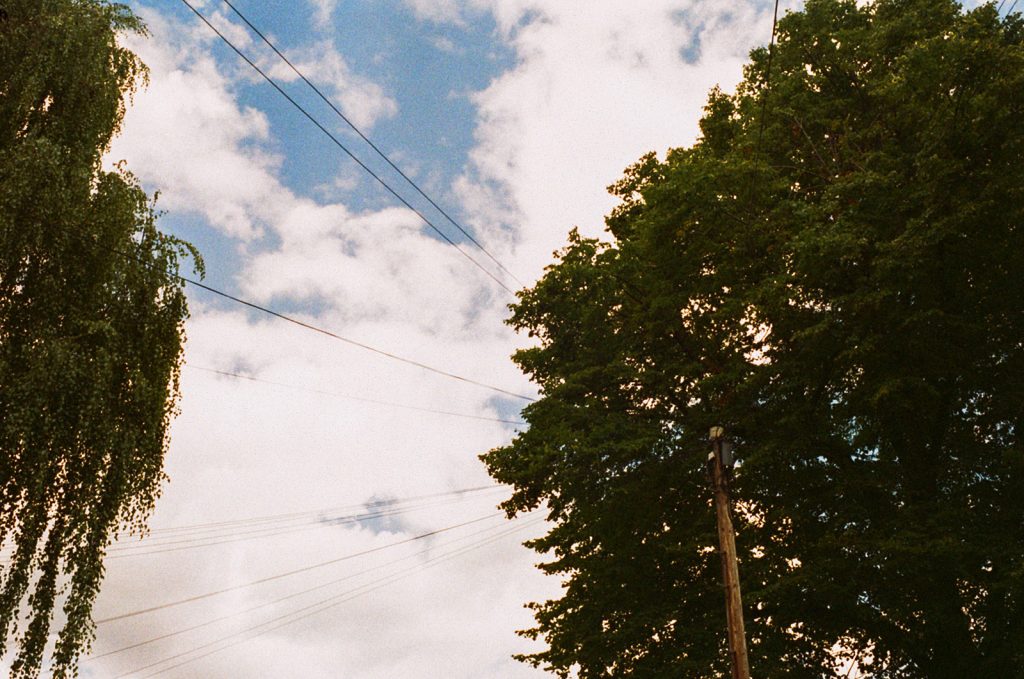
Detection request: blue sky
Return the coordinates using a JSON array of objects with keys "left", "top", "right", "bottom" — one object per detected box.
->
[
  {"left": 23, "top": 0, "right": 1002, "bottom": 677},
  {"left": 147, "top": 0, "right": 518, "bottom": 298},
  {"left": 220, "top": 0, "right": 514, "bottom": 208}
]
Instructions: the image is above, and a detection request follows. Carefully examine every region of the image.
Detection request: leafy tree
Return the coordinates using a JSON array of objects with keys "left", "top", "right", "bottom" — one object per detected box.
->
[
  {"left": 483, "top": 1, "right": 1024, "bottom": 676},
  {"left": 0, "top": 1, "right": 199, "bottom": 675}
]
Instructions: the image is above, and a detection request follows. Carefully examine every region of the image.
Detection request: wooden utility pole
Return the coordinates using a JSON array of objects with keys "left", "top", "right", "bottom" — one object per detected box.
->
[{"left": 709, "top": 426, "right": 750, "bottom": 679}]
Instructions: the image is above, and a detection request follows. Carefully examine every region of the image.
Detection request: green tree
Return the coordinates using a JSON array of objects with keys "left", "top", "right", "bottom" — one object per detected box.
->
[
  {"left": 0, "top": 1, "right": 200, "bottom": 675},
  {"left": 483, "top": 1, "right": 1024, "bottom": 676}
]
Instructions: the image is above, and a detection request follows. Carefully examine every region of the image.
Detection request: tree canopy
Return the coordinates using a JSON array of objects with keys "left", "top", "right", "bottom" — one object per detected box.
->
[
  {"left": 0, "top": 1, "right": 199, "bottom": 675},
  {"left": 483, "top": 0, "right": 1024, "bottom": 676}
]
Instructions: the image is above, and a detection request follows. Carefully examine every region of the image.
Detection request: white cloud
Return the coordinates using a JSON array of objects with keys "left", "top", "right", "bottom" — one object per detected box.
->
[
  {"left": 431, "top": 34, "right": 460, "bottom": 53},
  {"left": 107, "top": 8, "right": 279, "bottom": 239},
  {"left": 241, "top": 204, "right": 489, "bottom": 328},
  {"left": 403, "top": 0, "right": 471, "bottom": 25},
  {"left": 193, "top": 4, "right": 257, "bottom": 51},
  {"left": 80, "top": 1, "right": 800, "bottom": 677},
  {"left": 82, "top": 300, "right": 552, "bottom": 678},
  {"left": 91, "top": 6, "right": 553, "bottom": 677},
  {"left": 263, "top": 40, "right": 399, "bottom": 131},
  {"left": 308, "top": 0, "right": 338, "bottom": 28},
  {"left": 453, "top": 0, "right": 788, "bottom": 282}
]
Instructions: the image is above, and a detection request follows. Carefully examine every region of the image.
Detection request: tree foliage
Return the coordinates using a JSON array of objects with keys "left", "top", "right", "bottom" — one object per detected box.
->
[
  {"left": 0, "top": 1, "right": 199, "bottom": 675},
  {"left": 483, "top": 1, "right": 1024, "bottom": 676}
]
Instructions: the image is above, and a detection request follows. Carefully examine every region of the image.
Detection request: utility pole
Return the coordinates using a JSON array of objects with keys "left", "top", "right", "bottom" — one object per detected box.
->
[{"left": 708, "top": 426, "right": 750, "bottom": 679}]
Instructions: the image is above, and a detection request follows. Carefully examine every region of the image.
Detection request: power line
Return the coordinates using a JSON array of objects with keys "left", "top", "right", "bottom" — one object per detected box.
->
[
  {"left": 135, "top": 520, "right": 541, "bottom": 679},
  {"left": 0, "top": 498, "right": 496, "bottom": 567},
  {"left": 112, "top": 518, "right": 543, "bottom": 678},
  {"left": 94, "top": 513, "right": 499, "bottom": 625},
  {"left": 179, "top": 271, "right": 536, "bottom": 402},
  {"left": 102, "top": 494, "right": 491, "bottom": 558},
  {"left": 119, "top": 521, "right": 538, "bottom": 678},
  {"left": 90, "top": 520, "right": 519, "bottom": 660},
  {"left": 105, "top": 503, "right": 446, "bottom": 555},
  {"left": 106, "top": 244, "right": 536, "bottom": 403},
  {"left": 2, "top": 488, "right": 509, "bottom": 564},
  {"left": 178, "top": 0, "right": 518, "bottom": 296},
  {"left": 87, "top": 517, "right": 533, "bottom": 662},
  {"left": 219, "top": 0, "right": 525, "bottom": 289},
  {"left": 110, "top": 485, "right": 501, "bottom": 539},
  {"left": 187, "top": 364, "right": 527, "bottom": 425}
]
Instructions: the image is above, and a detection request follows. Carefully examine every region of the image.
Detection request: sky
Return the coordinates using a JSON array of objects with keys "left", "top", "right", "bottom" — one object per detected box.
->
[{"left": 8, "top": 0, "right": 804, "bottom": 676}]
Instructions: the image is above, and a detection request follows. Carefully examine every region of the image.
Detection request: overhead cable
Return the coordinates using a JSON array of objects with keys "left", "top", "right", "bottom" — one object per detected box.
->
[
  {"left": 87, "top": 516, "right": 535, "bottom": 662},
  {"left": 180, "top": 271, "right": 535, "bottom": 402},
  {"left": 106, "top": 245, "right": 536, "bottom": 403},
  {"left": 94, "top": 513, "right": 499, "bottom": 624},
  {"left": 103, "top": 494, "right": 490, "bottom": 558},
  {"left": 219, "top": 0, "right": 525, "bottom": 289},
  {"left": 105, "top": 504, "right": 448, "bottom": 556},
  {"left": 178, "top": 0, "right": 517, "bottom": 296},
  {"left": 112, "top": 518, "right": 543, "bottom": 678},
  {"left": 1, "top": 487, "right": 508, "bottom": 565},
  {"left": 109, "top": 484, "right": 502, "bottom": 539},
  {"left": 188, "top": 365, "right": 527, "bottom": 424}
]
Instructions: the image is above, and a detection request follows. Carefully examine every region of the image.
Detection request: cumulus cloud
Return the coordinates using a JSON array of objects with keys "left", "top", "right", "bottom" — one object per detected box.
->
[
  {"left": 81, "top": 297, "right": 551, "bottom": 677},
  {"left": 107, "top": 8, "right": 278, "bottom": 239},
  {"left": 448, "top": 0, "right": 791, "bottom": 282},
  {"left": 308, "top": 0, "right": 338, "bottom": 28},
  {"left": 431, "top": 34, "right": 460, "bottom": 53},
  {"left": 91, "top": 5, "right": 551, "bottom": 678},
  {"left": 403, "top": 0, "right": 472, "bottom": 25},
  {"left": 76, "top": 1, "right": 800, "bottom": 677},
  {"left": 262, "top": 39, "right": 399, "bottom": 131}
]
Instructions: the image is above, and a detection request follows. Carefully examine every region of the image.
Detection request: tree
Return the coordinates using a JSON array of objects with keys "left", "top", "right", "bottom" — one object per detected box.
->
[
  {"left": 482, "top": 1, "right": 1024, "bottom": 676},
  {"left": 0, "top": 2, "right": 200, "bottom": 675}
]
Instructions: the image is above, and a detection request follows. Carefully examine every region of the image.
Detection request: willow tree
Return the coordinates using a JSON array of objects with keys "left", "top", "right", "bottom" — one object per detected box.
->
[
  {"left": 484, "top": 0, "right": 1024, "bottom": 676},
  {"left": 0, "top": 2, "right": 199, "bottom": 676}
]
